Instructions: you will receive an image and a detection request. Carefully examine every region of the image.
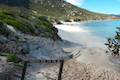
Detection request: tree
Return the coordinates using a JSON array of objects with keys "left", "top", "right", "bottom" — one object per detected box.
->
[{"left": 105, "top": 27, "right": 120, "bottom": 56}]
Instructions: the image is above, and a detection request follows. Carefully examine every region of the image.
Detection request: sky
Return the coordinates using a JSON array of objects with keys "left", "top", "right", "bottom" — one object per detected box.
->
[{"left": 65, "top": 0, "right": 120, "bottom": 14}]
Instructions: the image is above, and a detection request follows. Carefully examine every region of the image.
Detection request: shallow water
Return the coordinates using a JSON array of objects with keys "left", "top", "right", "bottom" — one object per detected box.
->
[
  {"left": 80, "top": 20, "right": 120, "bottom": 38},
  {"left": 55, "top": 20, "right": 120, "bottom": 72},
  {"left": 55, "top": 20, "right": 120, "bottom": 48}
]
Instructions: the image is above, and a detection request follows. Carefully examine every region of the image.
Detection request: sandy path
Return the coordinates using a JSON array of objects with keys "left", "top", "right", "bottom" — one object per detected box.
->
[
  {"left": 62, "top": 60, "right": 120, "bottom": 80},
  {"left": 25, "top": 59, "right": 120, "bottom": 80}
]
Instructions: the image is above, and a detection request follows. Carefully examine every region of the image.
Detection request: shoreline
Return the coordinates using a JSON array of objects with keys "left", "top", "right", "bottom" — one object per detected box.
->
[
  {"left": 54, "top": 23, "right": 106, "bottom": 48},
  {"left": 57, "top": 19, "right": 120, "bottom": 25},
  {"left": 54, "top": 22, "right": 120, "bottom": 74}
]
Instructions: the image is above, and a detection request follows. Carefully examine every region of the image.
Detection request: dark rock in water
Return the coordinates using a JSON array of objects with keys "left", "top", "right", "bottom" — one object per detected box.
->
[
  {"left": 64, "top": 19, "right": 72, "bottom": 22},
  {"left": 55, "top": 19, "right": 63, "bottom": 24},
  {"left": 74, "top": 18, "right": 81, "bottom": 22}
]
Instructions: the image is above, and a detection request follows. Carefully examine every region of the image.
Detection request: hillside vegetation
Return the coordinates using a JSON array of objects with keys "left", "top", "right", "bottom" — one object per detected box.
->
[
  {"left": 0, "top": 0, "right": 111, "bottom": 21},
  {"left": 0, "top": 10, "right": 60, "bottom": 40}
]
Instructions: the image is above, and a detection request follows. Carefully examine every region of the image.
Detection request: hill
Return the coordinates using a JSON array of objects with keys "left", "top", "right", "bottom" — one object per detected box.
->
[{"left": 0, "top": 0, "right": 111, "bottom": 21}]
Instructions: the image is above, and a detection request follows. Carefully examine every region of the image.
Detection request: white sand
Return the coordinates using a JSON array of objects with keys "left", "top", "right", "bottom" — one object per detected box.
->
[
  {"left": 54, "top": 24, "right": 106, "bottom": 48},
  {"left": 55, "top": 24, "right": 88, "bottom": 32}
]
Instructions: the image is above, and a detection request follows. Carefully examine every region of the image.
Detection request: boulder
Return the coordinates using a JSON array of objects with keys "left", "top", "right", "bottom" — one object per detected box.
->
[
  {"left": 54, "top": 19, "right": 63, "bottom": 24},
  {"left": 64, "top": 19, "right": 72, "bottom": 22},
  {"left": 0, "top": 22, "right": 15, "bottom": 37}
]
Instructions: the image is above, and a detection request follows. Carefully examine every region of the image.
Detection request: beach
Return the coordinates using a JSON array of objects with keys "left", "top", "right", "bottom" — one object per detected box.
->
[{"left": 23, "top": 22, "right": 120, "bottom": 80}]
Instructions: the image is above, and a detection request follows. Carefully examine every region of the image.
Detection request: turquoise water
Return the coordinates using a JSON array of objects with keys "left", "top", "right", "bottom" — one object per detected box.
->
[
  {"left": 79, "top": 20, "right": 120, "bottom": 38},
  {"left": 55, "top": 20, "right": 120, "bottom": 47},
  {"left": 56, "top": 20, "right": 120, "bottom": 69}
]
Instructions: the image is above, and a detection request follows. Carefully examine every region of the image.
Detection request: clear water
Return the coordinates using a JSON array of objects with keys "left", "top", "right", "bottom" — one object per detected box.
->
[
  {"left": 56, "top": 20, "right": 120, "bottom": 71},
  {"left": 55, "top": 20, "right": 120, "bottom": 48},
  {"left": 79, "top": 20, "right": 120, "bottom": 38}
]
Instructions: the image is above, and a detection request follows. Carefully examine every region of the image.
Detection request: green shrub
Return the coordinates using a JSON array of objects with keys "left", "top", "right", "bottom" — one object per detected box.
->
[
  {"left": 0, "top": 10, "right": 58, "bottom": 39},
  {"left": 7, "top": 54, "right": 21, "bottom": 63}
]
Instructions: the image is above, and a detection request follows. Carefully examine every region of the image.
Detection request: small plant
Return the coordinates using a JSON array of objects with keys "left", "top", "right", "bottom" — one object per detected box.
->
[{"left": 7, "top": 53, "right": 21, "bottom": 63}]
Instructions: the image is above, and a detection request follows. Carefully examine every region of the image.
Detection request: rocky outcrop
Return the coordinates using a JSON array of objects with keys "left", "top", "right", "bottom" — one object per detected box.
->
[
  {"left": 0, "top": 19, "right": 61, "bottom": 54},
  {"left": 0, "top": 13, "right": 61, "bottom": 40},
  {"left": 0, "top": 21, "right": 62, "bottom": 80}
]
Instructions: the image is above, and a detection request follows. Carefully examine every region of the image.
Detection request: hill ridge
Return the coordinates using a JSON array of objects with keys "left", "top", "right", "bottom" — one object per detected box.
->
[{"left": 0, "top": 0, "right": 111, "bottom": 21}]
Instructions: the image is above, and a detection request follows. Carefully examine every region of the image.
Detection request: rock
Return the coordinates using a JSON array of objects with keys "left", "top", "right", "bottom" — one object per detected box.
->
[
  {"left": 54, "top": 19, "right": 63, "bottom": 24},
  {"left": 0, "top": 64, "right": 15, "bottom": 80},
  {"left": 0, "top": 56, "right": 23, "bottom": 80},
  {"left": 74, "top": 18, "right": 81, "bottom": 22},
  {"left": 0, "top": 22, "right": 15, "bottom": 37},
  {"left": 64, "top": 19, "right": 72, "bottom": 22},
  {"left": 0, "top": 35, "right": 9, "bottom": 44},
  {"left": 0, "top": 56, "right": 7, "bottom": 63}
]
